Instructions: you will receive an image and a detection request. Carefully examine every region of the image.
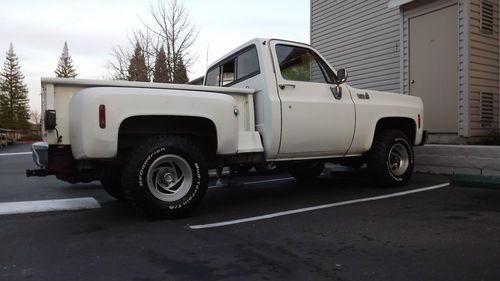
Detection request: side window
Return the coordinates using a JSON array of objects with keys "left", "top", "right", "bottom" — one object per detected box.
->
[
  {"left": 276, "top": 44, "right": 333, "bottom": 84},
  {"left": 221, "top": 59, "right": 236, "bottom": 86},
  {"left": 205, "top": 67, "right": 220, "bottom": 86},
  {"left": 237, "top": 47, "right": 259, "bottom": 79}
]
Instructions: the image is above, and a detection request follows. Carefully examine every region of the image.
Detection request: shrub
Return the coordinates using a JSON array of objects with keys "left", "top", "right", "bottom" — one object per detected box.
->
[
  {"left": 483, "top": 130, "right": 500, "bottom": 146},
  {"left": 18, "top": 135, "right": 42, "bottom": 142}
]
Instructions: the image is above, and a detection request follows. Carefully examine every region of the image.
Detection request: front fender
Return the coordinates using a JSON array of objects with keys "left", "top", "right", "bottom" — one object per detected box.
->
[
  {"left": 70, "top": 87, "right": 239, "bottom": 159},
  {"left": 347, "top": 90, "right": 424, "bottom": 155}
]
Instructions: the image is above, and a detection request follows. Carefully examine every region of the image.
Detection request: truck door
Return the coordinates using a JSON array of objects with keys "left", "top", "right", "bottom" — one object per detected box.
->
[{"left": 271, "top": 41, "right": 355, "bottom": 158}]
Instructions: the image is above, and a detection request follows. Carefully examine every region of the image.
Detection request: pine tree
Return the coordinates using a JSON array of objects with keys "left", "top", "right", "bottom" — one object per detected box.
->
[
  {"left": 153, "top": 46, "right": 170, "bottom": 83},
  {"left": 127, "top": 43, "right": 149, "bottom": 82},
  {"left": 0, "top": 87, "right": 4, "bottom": 128},
  {"left": 173, "top": 57, "right": 188, "bottom": 84},
  {"left": 0, "top": 44, "right": 30, "bottom": 129},
  {"left": 55, "top": 42, "right": 77, "bottom": 78}
]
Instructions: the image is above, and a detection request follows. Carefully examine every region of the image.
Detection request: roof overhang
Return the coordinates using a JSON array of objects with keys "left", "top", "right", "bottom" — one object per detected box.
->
[{"left": 388, "top": 0, "right": 416, "bottom": 8}]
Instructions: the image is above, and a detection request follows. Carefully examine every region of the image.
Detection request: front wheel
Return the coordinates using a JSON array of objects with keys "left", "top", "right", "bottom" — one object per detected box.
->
[
  {"left": 367, "top": 130, "right": 414, "bottom": 187},
  {"left": 122, "top": 136, "right": 208, "bottom": 218}
]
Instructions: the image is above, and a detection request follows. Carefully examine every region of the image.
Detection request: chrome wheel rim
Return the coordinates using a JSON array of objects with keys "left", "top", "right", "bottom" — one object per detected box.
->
[
  {"left": 146, "top": 154, "right": 193, "bottom": 202},
  {"left": 387, "top": 143, "right": 409, "bottom": 177}
]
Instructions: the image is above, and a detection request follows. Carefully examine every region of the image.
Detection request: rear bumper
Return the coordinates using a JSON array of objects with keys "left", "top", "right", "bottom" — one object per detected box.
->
[
  {"left": 26, "top": 142, "right": 50, "bottom": 178},
  {"left": 31, "top": 141, "right": 48, "bottom": 168}
]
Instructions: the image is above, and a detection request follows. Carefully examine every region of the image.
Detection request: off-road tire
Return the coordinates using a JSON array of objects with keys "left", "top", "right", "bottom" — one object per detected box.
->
[
  {"left": 367, "top": 129, "right": 414, "bottom": 187},
  {"left": 289, "top": 160, "right": 325, "bottom": 182},
  {"left": 122, "top": 135, "right": 208, "bottom": 219}
]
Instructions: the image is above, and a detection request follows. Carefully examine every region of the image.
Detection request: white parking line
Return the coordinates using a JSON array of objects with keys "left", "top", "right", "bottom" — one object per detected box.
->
[
  {"left": 189, "top": 182, "right": 450, "bottom": 230},
  {"left": 0, "top": 197, "right": 101, "bottom": 215},
  {"left": 0, "top": 152, "right": 32, "bottom": 156}
]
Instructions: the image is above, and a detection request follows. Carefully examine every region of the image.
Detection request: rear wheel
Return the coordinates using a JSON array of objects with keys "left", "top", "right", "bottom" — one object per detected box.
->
[
  {"left": 122, "top": 135, "right": 208, "bottom": 218},
  {"left": 367, "top": 130, "right": 414, "bottom": 187},
  {"left": 289, "top": 160, "right": 325, "bottom": 182}
]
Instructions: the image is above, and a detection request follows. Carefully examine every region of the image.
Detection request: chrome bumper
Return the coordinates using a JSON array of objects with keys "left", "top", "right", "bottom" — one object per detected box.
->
[{"left": 31, "top": 141, "right": 48, "bottom": 168}]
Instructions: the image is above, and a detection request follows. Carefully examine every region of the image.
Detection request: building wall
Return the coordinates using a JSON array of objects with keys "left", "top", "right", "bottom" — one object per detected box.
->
[
  {"left": 402, "top": 0, "right": 467, "bottom": 136},
  {"left": 310, "top": 0, "right": 500, "bottom": 140},
  {"left": 469, "top": 0, "right": 499, "bottom": 136},
  {"left": 310, "top": 0, "right": 401, "bottom": 93}
]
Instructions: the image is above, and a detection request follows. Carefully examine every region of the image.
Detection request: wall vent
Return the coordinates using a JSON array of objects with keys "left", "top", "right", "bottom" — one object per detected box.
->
[
  {"left": 480, "top": 0, "right": 494, "bottom": 33},
  {"left": 480, "top": 92, "right": 494, "bottom": 127}
]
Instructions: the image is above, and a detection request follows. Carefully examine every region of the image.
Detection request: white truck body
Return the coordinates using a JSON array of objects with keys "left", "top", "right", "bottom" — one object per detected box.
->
[
  {"left": 29, "top": 38, "right": 426, "bottom": 218},
  {"left": 40, "top": 38, "right": 424, "bottom": 162}
]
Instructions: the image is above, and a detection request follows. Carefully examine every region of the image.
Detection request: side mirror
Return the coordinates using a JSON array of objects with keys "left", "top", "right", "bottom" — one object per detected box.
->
[{"left": 336, "top": 68, "right": 348, "bottom": 85}]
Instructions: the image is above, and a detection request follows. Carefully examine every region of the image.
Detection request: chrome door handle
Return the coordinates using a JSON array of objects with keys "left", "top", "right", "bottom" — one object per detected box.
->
[{"left": 279, "top": 84, "right": 296, "bottom": 90}]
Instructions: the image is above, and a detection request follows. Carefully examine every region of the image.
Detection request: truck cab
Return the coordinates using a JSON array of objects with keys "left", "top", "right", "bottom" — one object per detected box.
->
[{"left": 204, "top": 38, "right": 424, "bottom": 160}]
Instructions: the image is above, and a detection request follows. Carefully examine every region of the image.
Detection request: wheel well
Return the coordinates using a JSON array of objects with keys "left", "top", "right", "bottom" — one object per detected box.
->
[
  {"left": 375, "top": 117, "right": 416, "bottom": 144},
  {"left": 118, "top": 115, "right": 217, "bottom": 163}
]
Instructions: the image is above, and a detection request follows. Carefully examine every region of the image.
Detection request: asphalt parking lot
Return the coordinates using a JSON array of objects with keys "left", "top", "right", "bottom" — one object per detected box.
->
[{"left": 1, "top": 143, "right": 499, "bottom": 281}]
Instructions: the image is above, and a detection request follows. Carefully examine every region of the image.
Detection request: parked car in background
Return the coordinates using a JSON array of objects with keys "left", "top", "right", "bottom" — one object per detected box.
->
[{"left": 0, "top": 134, "right": 8, "bottom": 148}]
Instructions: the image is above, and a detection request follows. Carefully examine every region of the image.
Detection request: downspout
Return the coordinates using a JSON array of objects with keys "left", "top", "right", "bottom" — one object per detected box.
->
[{"left": 463, "top": 0, "right": 471, "bottom": 137}]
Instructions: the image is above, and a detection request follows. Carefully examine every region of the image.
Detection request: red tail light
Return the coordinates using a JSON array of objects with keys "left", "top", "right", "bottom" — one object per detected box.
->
[{"left": 99, "top": 105, "right": 106, "bottom": 129}]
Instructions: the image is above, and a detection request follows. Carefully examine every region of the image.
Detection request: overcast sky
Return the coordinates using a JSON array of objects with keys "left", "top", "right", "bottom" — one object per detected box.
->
[{"left": 0, "top": 0, "right": 309, "bottom": 112}]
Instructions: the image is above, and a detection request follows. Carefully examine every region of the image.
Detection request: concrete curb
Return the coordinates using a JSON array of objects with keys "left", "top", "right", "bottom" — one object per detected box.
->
[
  {"left": 414, "top": 145, "right": 500, "bottom": 177},
  {"left": 450, "top": 174, "right": 500, "bottom": 189}
]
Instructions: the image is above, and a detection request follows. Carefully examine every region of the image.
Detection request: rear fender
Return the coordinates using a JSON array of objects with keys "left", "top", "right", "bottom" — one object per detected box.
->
[{"left": 70, "top": 87, "right": 239, "bottom": 159}]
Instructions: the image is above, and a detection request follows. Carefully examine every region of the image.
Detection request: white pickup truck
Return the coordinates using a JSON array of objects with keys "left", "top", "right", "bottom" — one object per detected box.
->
[{"left": 27, "top": 38, "right": 426, "bottom": 218}]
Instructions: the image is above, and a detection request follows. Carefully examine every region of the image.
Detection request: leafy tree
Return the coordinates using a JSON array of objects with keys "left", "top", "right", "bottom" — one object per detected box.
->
[
  {"left": 153, "top": 46, "right": 170, "bottom": 83},
  {"left": 173, "top": 57, "right": 188, "bottom": 84},
  {"left": 55, "top": 42, "right": 77, "bottom": 78},
  {"left": 0, "top": 44, "right": 30, "bottom": 129},
  {"left": 127, "top": 43, "right": 149, "bottom": 82}
]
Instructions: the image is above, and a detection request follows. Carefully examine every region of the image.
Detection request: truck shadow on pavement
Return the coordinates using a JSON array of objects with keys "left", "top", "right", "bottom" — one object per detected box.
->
[
  {"left": 190, "top": 171, "right": 445, "bottom": 220},
  {"left": 86, "top": 170, "right": 451, "bottom": 224}
]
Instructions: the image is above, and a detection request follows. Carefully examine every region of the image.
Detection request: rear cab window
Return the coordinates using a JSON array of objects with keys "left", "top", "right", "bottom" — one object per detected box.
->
[
  {"left": 205, "top": 67, "right": 220, "bottom": 87},
  {"left": 205, "top": 45, "right": 260, "bottom": 87}
]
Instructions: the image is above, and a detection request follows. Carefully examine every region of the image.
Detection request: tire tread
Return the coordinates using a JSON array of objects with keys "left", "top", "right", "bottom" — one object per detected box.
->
[
  {"left": 121, "top": 135, "right": 207, "bottom": 218},
  {"left": 367, "top": 129, "right": 414, "bottom": 187}
]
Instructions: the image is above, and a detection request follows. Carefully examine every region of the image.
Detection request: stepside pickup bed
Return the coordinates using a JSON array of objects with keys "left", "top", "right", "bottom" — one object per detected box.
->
[{"left": 28, "top": 38, "right": 426, "bottom": 218}]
